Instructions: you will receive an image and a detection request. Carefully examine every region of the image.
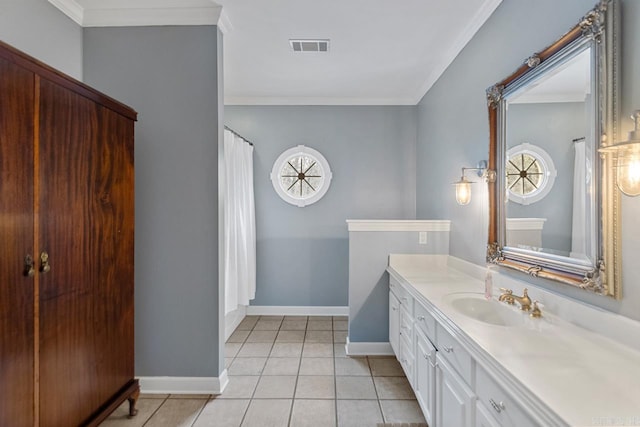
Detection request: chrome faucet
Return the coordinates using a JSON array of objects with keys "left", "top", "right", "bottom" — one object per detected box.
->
[{"left": 499, "top": 288, "right": 532, "bottom": 311}]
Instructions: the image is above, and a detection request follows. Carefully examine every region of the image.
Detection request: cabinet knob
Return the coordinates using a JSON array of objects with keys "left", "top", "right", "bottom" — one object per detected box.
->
[
  {"left": 392, "top": 307, "right": 397, "bottom": 311},
  {"left": 442, "top": 346, "right": 453, "bottom": 353},
  {"left": 40, "top": 251, "right": 51, "bottom": 274},
  {"left": 489, "top": 398, "right": 505, "bottom": 413},
  {"left": 423, "top": 352, "right": 431, "bottom": 359},
  {"left": 417, "top": 315, "right": 425, "bottom": 321},
  {"left": 23, "top": 255, "right": 35, "bottom": 277}
]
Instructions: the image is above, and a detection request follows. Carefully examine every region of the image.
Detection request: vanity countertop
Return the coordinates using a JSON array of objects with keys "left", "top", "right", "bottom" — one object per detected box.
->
[{"left": 387, "top": 254, "right": 640, "bottom": 427}]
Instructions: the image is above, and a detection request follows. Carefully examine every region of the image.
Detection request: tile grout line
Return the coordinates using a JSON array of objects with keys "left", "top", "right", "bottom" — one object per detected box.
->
[
  {"left": 188, "top": 396, "right": 210, "bottom": 427},
  {"left": 141, "top": 394, "right": 171, "bottom": 426},
  {"left": 227, "top": 315, "right": 358, "bottom": 427},
  {"left": 286, "top": 317, "right": 305, "bottom": 427},
  {"left": 237, "top": 317, "right": 259, "bottom": 427},
  {"left": 333, "top": 322, "right": 339, "bottom": 427},
  {"left": 371, "top": 356, "right": 388, "bottom": 424}
]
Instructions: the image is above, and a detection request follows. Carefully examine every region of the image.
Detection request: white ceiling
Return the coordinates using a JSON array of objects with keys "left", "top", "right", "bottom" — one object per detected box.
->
[
  {"left": 49, "top": 0, "right": 502, "bottom": 105},
  {"left": 218, "top": 0, "right": 502, "bottom": 105}
]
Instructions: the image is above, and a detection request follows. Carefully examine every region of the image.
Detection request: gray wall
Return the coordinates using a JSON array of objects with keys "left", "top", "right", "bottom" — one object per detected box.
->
[
  {"left": 225, "top": 106, "right": 417, "bottom": 307},
  {"left": 348, "top": 230, "right": 449, "bottom": 343},
  {"left": 416, "top": 0, "right": 640, "bottom": 321},
  {"left": 0, "top": 0, "right": 82, "bottom": 79},
  {"left": 507, "top": 102, "right": 586, "bottom": 252},
  {"left": 83, "top": 26, "right": 222, "bottom": 377}
]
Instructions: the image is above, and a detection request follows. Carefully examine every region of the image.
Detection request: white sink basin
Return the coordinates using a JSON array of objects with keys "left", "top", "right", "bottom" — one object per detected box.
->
[{"left": 443, "top": 293, "right": 524, "bottom": 327}]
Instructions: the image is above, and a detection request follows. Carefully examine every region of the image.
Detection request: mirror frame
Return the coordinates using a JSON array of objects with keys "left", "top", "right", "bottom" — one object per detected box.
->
[{"left": 486, "top": 0, "right": 621, "bottom": 298}]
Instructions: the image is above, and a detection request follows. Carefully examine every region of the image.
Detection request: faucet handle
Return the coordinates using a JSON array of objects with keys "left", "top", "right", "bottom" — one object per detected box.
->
[
  {"left": 522, "top": 288, "right": 529, "bottom": 297},
  {"left": 530, "top": 300, "right": 542, "bottom": 318},
  {"left": 499, "top": 288, "right": 512, "bottom": 294}
]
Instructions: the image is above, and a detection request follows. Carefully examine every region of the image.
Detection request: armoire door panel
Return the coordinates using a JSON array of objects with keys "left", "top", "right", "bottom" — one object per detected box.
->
[
  {"left": 38, "top": 79, "right": 104, "bottom": 426},
  {"left": 37, "top": 79, "right": 136, "bottom": 426},
  {"left": 88, "top": 105, "right": 135, "bottom": 410},
  {"left": 0, "top": 57, "right": 35, "bottom": 427}
]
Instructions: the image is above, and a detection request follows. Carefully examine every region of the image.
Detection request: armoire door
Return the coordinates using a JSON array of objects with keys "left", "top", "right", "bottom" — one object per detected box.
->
[
  {"left": 37, "top": 78, "right": 135, "bottom": 426},
  {"left": 0, "top": 57, "right": 35, "bottom": 427}
]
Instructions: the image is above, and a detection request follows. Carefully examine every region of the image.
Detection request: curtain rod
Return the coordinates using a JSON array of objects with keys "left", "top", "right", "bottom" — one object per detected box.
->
[{"left": 224, "top": 126, "right": 254, "bottom": 146}]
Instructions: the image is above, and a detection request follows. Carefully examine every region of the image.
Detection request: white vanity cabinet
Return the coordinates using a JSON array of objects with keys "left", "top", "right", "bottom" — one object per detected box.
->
[
  {"left": 389, "top": 289, "right": 400, "bottom": 355},
  {"left": 415, "top": 328, "right": 436, "bottom": 426},
  {"left": 435, "top": 354, "right": 475, "bottom": 427},
  {"left": 390, "top": 277, "right": 415, "bottom": 384},
  {"left": 476, "top": 400, "right": 500, "bottom": 427},
  {"left": 475, "top": 365, "right": 536, "bottom": 427},
  {"left": 389, "top": 277, "right": 540, "bottom": 427}
]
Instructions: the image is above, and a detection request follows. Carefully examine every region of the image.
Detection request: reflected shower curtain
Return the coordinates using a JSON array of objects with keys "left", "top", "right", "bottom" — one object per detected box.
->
[
  {"left": 571, "top": 140, "right": 586, "bottom": 257},
  {"left": 224, "top": 129, "right": 256, "bottom": 315}
]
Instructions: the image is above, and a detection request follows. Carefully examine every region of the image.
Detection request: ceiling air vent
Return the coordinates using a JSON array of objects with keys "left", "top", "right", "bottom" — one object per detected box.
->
[{"left": 289, "top": 39, "right": 330, "bottom": 53}]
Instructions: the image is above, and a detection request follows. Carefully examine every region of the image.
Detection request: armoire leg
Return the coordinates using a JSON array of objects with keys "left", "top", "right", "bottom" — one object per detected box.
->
[{"left": 127, "top": 387, "right": 140, "bottom": 417}]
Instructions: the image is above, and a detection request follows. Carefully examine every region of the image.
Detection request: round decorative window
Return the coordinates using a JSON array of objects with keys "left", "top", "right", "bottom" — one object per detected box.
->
[
  {"left": 506, "top": 143, "right": 557, "bottom": 205},
  {"left": 270, "top": 145, "right": 332, "bottom": 207}
]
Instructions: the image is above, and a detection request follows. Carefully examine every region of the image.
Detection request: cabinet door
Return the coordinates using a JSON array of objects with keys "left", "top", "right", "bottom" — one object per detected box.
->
[
  {"left": 92, "top": 104, "right": 135, "bottom": 402},
  {"left": 37, "top": 79, "right": 135, "bottom": 426},
  {"left": 436, "top": 354, "right": 475, "bottom": 427},
  {"left": 389, "top": 291, "right": 400, "bottom": 355},
  {"left": 415, "top": 329, "right": 436, "bottom": 426},
  {"left": 0, "top": 57, "right": 35, "bottom": 427},
  {"left": 476, "top": 401, "right": 500, "bottom": 427}
]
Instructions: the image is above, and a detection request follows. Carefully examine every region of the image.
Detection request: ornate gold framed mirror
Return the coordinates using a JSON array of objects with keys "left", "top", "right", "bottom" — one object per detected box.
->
[{"left": 486, "top": 0, "right": 621, "bottom": 298}]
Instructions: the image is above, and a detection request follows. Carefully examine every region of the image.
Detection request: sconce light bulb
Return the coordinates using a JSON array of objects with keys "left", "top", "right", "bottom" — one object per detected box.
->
[
  {"left": 455, "top": 178, "right": 472, "bottom": 205},
  {"left": 617, "top": 151, "right": 640, "bottom": 196}
]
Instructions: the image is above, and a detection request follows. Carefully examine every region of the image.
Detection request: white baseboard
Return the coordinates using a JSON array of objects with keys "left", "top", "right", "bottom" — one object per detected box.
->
[
  {"left": 225, "top": 306, "right": 247, "bottom": 341},
  {"left": 246, "top": 305, "right": 349, "bottom": 316},
  {"left": 139, "top": 370, "right": 229, "bottom": 395},
  {"left": 345, "top": 337, "right": 394, "bottom": 356}
]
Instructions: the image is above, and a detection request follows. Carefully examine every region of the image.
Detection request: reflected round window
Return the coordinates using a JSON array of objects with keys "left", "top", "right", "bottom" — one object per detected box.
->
[
  {"left": 271, "top": 145, "right": 332, "bottom": 207},
  {"left": 506, "top": 143, "right": 556, "bottom": 205}
]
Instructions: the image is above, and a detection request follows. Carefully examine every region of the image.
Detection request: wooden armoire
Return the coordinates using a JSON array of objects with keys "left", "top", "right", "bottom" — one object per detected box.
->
[{"left": 0, "top": 41, "right": 139, "bottom": 426}]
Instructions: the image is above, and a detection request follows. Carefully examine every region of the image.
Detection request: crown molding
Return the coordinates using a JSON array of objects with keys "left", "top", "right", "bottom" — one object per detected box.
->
[
  {"left": 217, "top": 9, "right": 233, "bottom": 34},
  {"left": 224, "top": 96, "right": 417, "bottom": 106},
  {"left": 48, "top": 0, "right": 84, "bottom": 26},
  {"left": 412, "top": 0, "right": 503, "bottom": 104},
  {"left": 48, "top": 0, "right": 224, "bottom": 28}
]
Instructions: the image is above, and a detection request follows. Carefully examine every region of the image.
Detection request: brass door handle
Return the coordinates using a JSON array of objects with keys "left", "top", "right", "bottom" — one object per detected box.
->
[
  {"left": 23, "top": 255, "right": 35, "bottom": 277},
  {"left": 40, "top": 251, "right": 51, "bottom": 274}
]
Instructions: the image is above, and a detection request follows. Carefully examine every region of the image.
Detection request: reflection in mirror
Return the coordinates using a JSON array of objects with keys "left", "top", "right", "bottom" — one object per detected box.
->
[
  {"left": 486, "top": 0, "right": 621, "bottom": 298},
  {"left": 505, "top": 47, "right": 594, "bottom": 262}
]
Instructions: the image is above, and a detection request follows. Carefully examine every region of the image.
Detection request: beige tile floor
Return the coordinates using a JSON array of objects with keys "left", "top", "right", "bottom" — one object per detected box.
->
[{"left": 104, "top": 315, "right": 427, "bottom": 427}]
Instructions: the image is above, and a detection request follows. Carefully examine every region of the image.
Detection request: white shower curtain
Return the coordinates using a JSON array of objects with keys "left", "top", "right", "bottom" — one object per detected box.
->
[
  {"left": 571, "top": 140, "right": 586, "bottom": 257},
  {"left": 224, "top": 129, "right": 256, "bottom": 315}
]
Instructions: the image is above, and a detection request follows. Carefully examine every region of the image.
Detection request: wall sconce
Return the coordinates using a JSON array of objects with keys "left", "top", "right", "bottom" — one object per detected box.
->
[
  {"left": 601, "top": 110, "right": 640, "bottom": 196},
  {"left": 453, "top": 160, "right": 495, "bottom": 205}
]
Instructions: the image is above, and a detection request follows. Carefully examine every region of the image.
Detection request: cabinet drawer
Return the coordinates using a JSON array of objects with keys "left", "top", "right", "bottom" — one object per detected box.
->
[
  {"left": 476, "top": 365, "right": 536, "bottom": 427},
  {"left": 399, "top": 307, "right": 414, "bottom": 347},
  {"left": 436, "top": 323, "right": 473, "bottom": 384},
  {"left": 399, "top": 337, "right": 415, "bottom": 384},
  {"left": 414, "top": 302, "right": 436, "bottom": 342},
  {"left": 390, "top": 279, "right": 414, "bottom": 316},
  {"left": 476, "top": 400, "right": 500, "bottom": 427},
  {"left": 389, "top": 277, "right": 402, "bottom": 298},
  {"left": 415, "top": 329, "right": 436, "bottom": 426},
  {"left": 400, "top": 291, "right": 414, "bottom": 317},
  {"left": 389, "top": 291, "right": 400, "bottom": 356}
]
